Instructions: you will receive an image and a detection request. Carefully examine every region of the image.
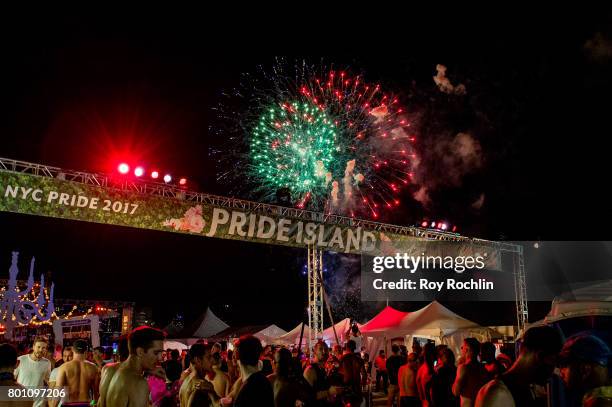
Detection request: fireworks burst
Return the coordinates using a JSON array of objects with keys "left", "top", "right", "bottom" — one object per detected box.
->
[{"left": 212, "top": 60, "right": 418, "bottom": 219}]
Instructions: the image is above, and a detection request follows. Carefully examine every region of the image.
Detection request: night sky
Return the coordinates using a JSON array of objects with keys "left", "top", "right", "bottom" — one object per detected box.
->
[{"left": 0, "top": 13, "right": 611, "bottom": 330}]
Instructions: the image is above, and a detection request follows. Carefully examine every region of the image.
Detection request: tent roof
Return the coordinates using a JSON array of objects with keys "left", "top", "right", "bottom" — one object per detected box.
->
[
  {"left": 173, "top": 308, "right": 229, "bottom": 339},
  {"left": 274, "top": 323, "right": 311, "bottom": 346},
  {"left": 207, "top": 324, "right": 287, "bottom": 342},
  {"left": 361, "top": 301, "right": 482, "bottom": 338},
  {"left": 360, "top": 306, "right": 410, "bottom": 333}
]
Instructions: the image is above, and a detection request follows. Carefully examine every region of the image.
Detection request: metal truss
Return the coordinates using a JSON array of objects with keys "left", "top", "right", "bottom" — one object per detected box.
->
[
  {"left": 307, "top": 244, "right": 324, "bottom": 352},
  {"left": 0, "top": 157, "right": 529, "bottom": 333}
]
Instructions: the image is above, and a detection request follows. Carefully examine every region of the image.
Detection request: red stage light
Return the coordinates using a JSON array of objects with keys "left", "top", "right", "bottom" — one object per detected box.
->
[
  {"left": 134, "top": 167, "right": 144, "bottom": 177},
  {"left": 179, "top": 178, "right": 187, "bottom": 186},
  {"left": 452, "top": 225, "right": 457, "bottom": 232},
  {"left": 163, "top": 174, "right": 172, "bottom": 183},
  {"left": 441, "top": 223, "right": 448, "bottom": 230},
  {"left": 118, "top": 163, "right": 129, "bottom": 174},
  {"left": 421, "top": 221, "right": 428, "bottom": 227},
  {"left": 151, "top": 171, "right": 159, "bottom": 179}
]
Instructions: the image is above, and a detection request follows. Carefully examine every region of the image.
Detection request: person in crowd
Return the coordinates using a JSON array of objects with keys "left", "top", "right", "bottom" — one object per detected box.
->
[
  {"left": 0, "top": 343, "right": 31, "bottom": 407},
  {"left": 417, "top": 342, "right": 436, "bottom": 407},
  {"left": 179, "top": 343, "right": 216, "bottom": 407},
  {"left": 233, "top": 335, "right": 274, "bottom": 407},
  {"left": 103, "top": 348, "right": 114, "bottom": 365},
  {"left": 52, "top": 339, "right": 100, "bottom": 407},
  {"left": 339, "top": 339, "right": 366, "bottom": 406},
  {"left": 226, "top": 349, "right": 239, "bottom": 385},
  {"left": 412, "top": 341, "right": 423, "bottom": 364},
  {"left": 304, "top": 340, "right": 339, "bottom": 406},
  {"left": 15, "top": 336, "right": 51, "bottom": 407},
  {"left": 207, "top": 352, "right": 230, "bottom": 400},
  {"left": 346, "top": 323, "right": 363, "bottom": 353},
  {"left": 475, "top": 325, "right": 563, "bottom": 407},
  {"left": 375, "top": 349, "right": 389, "bottom": 394},
  {"left": 398, "top": 352, "right": 420, "bottom": 407},
  {"left": 267, "top": 347, "right": 311, "bottom": 407},
  {"left": 163, "top": 349, "right": 184, "bottom": 383},
  {"left": 98, "top": 335, "right": 129, "bottom": 407},
  {"left": 387, "top": 344, "right": 404, "bottom": 407},
  {"left": 480, "top": 342, "right": 505, "bottom": 380},
  {"left": 431, "top": 347, "right": 458, "bottom": 407},
  {"left": 558, "top": 333, "right": 611, "bottom": 407},
  {"left": 105, "top": 326, "right": 165, "bottom": 407},
  {"left": 453, "top": 338, "right": 488, "bottom": 407},
  {"left": 93, "top": 346, "right": 106, "bottom": 368},
  {"left": 50, "top": 346, "right": 73, "bottom": 387},
  {"left": 261, "top": 345, "right": 274, "bottom": 377}
]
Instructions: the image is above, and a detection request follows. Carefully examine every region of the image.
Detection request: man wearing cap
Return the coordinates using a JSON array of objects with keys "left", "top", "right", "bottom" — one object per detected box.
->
[{"left": 558, "top": 332, "right": 611, "bottom": 407}]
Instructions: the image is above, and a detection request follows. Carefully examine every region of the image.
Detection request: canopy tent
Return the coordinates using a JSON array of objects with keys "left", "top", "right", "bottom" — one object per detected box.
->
[
  {"left": 322, "top": 318, "right": 363, "bottom": 346},
  {"left": 360, "top": 306, "right": 410, "bottom": 336},
  {"left": 361, "top": 302, "right": 492, "bottom": 363},
  {"left": 163, "top": 340, "right": 190, "bottom": 351},
  {"left": 361, "top": 301, "right": 485, "bottom": 338},
  {"left": 207, "top": 324, "right": 287, "bottom": 345},
  {"left": 165, "top": 307, "right": 229, "bottom": 339},
  {"left": 274, "top": 323, "right": 311, "bottom": 346}
]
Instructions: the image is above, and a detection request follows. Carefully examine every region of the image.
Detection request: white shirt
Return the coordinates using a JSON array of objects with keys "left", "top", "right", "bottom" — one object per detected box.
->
[
  {"left": 49, "top": 367, "right": 59, "bottom": 383},
  {"left": 15, "top": 354, "right": 51, "bottom": 407}
]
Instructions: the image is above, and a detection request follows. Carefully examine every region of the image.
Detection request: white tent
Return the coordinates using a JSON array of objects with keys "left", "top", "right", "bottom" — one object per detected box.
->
[
  {"left": 191, "top": 308, "right": 230, "bottom": 338},
  {"left": 322, "top": 318, "right": 362, "bottom": 345},
  {"left": 274, "top": 323, "right": 311, "bottom": 346},
  {"left": 361, "top": 301, "right": 492, "bottom": 359},
  {"left": 254, "top": 324, "right": 287, "bottom": 342},
  {"left": 163, "top": 340, "right": 190, "bottom": 351},
  {"left": 361, "top": 301, "right": 486, "bottom": 338}
]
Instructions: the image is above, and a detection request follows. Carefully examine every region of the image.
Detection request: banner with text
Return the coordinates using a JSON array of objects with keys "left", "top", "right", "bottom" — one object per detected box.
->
[{"left": 0, "top": 171, "right": 500, "bottom": 265}]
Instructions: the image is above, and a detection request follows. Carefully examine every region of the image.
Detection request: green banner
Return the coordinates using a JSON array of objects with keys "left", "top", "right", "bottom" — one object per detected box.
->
[{"left": 0, "top": 171, "right": 501, "bottom": 266}]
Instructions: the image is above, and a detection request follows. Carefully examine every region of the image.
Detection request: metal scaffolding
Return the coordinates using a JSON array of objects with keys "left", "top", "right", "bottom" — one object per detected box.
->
[
  {"left": 307, "top": 244, "right": 324, "bottom": 352},
  {"left": 0, "top": 157, "right": 529, "bottom": 333}
]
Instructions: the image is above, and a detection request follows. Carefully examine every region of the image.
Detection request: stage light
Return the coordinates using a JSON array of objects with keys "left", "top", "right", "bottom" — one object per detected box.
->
[
  {"left": 179, "top": 178, "right": 187, "bottom": 186},
  {"left": 118, "top": 163, "right": 129, "bottom": 174},
  {"left": 431, "top": 221, "right": 436, "bottom": 228},
  {"left": 421, "top": 221, "right": 428, "bottom": 228},
  {"left": 452, "top": 225, "right": 457, "bottom": 232},
  {"left": 134, "top": 167, "right": 144, "bottom": 177},
  {"left": 163, "top": 174, "right": 172, "bottom": 183},
  {"left": 437, "top": 222, "right": 443, "bottom": 229},
  {"left": 151, "top": 171, "right": 159, "bottom": 179},
  {"left": 441, "top": 223, "right": 448, "bottom": 230}
]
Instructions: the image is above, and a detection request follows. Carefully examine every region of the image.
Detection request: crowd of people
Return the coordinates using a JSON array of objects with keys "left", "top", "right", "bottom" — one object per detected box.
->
[{"left": 0, "top": 325, "right": 609, "bottom": 407}]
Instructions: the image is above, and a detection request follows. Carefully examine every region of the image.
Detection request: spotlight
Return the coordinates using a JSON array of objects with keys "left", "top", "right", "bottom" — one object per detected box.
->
[
  {"left": 179, "top": 178, "right": 187, "bottom": 186},
  {"left": 118, "top": 163, "right": 129, "bottom": 174},
  {"left": 134, "top": 167, "right": 144, "bottom": 177},
  {"left": 421, "top": 221, "right": 428, "bottom": 228},
  {"left": 441, "top": 223, "right": 448, "bottom": 230},
  {"left": 431, "top": 221, "right": 436, "bottom": 228},
  {"left": 151, "top": 171, "right": 159, "bottom": 179},
  {"left": 163, "top": 174, "right": 172, "bottom": 183}
]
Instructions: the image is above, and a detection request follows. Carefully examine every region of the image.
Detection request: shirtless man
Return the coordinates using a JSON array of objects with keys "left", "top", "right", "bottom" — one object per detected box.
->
[
  {"left": 475, "top": 326, "right": 563, "bottom": 407},
  {"left": 98, "top": 335, "right": 129, "bottom": 407},
  {"left": 106, "top": 326, "right": 165, "bottom": 407},
  {"left": 398, "top": 352, "right": 419, "bottom": 407},
  {"left": 453, "top": 338, "right": 488, "bottom": 407},
  {"left": 52, "top": 339, "right": 100, "bottom": 407},
  {"left": 179, "top": 343, "right": 216, "bottom": 407},
  {"left": 208, "top": 352, "right": 230, "bottom": 399}
]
